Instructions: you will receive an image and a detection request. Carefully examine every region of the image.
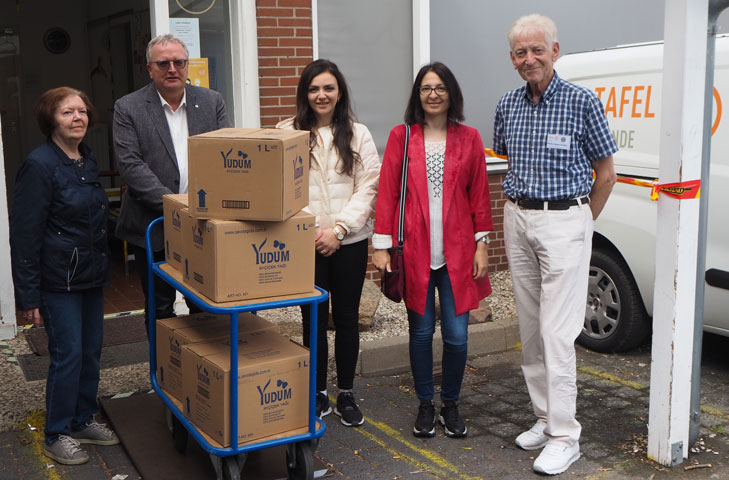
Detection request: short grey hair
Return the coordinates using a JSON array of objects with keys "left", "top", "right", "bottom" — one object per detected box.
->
[
  {"left": 507, "top": 14, "right": 558, "bottom": 51},
  {"left": 146, "top": 34, "right": 189, "bottom": 63}
]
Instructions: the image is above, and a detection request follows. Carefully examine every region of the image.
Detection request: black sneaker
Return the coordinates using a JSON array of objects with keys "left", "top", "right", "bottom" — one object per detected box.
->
[
  {"left": 439, "top": 401, "right": 467, "bottom": 438},
  {"left": 316, "top": 392, "right": 332, "bottom": 418},
  {"left": 413, "top": 399, "right": 436, "bottom": 437},
  {"left": 334, "top": 391, "right": 364, "bottom": 427}
]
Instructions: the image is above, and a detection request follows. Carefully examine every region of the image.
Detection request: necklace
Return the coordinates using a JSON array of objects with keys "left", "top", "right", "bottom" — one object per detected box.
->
[{"left": 72, "top": 157, "right": 85, "bottom": 167}]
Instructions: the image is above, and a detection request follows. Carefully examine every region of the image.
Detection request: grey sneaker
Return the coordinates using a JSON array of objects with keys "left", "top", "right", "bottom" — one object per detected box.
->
[
  {"left": 70, "top": 420, "right": 120, "bottom": 446},
  {"left": 44, "top": 435, "right": 89, "bottom": 465}
]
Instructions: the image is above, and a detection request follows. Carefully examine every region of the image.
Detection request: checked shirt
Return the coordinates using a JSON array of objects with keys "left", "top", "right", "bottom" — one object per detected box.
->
[{"left": 493, "top": 72, "right": 617, "bottom": 201}]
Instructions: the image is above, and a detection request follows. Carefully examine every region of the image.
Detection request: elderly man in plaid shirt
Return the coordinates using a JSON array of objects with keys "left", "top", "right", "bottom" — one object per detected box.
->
[{"left": 492, "top": 14, "right": 617, "bottom": 475}]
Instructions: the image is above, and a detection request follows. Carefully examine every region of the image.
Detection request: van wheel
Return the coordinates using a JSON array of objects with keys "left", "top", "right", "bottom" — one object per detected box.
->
[{"left": 579, "top": 248, "right": 650, "bottom": 352}]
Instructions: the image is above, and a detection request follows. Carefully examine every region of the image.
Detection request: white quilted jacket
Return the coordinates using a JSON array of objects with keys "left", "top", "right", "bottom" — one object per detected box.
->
[{"left": 276, "top": 117, "right": 380, "bottom": 245}]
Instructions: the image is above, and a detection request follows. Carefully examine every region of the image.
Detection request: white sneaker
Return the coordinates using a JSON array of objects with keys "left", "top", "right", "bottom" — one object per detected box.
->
[
  {"left": 515, "top": 421, "right": 548, "bottom": 450},
  {"left": 533, "top": 442, "right": 580, "bottom": 475}
]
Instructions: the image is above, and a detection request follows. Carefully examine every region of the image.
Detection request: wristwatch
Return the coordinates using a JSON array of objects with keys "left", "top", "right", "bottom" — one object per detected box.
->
[
  {"left": 477, "top": 234, "right": 490, "bottom": 246},
  {"left": 333, "top": 225, "right": 345, "bottom": 241}
]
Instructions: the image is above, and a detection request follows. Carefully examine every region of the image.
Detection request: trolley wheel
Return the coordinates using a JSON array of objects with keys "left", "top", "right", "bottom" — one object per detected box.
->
[
  {"left": 287, "top": 441, "right": 314, "bottom": 480},
  {"left": 222, "top": 455, "right": 244, "bottom": 480},
  {"left": 164, "top": 407, "right": 188, "bottom": 454}
]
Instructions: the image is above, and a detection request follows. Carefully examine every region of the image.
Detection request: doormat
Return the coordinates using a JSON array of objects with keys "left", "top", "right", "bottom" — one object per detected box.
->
[
  {"left": 24, "top": 312, "right": 146, "bottom": 356},
  {"left": 17, "top": 341, "right": 149, "bottom": 381},
  {"left": 100, "top": 392, "right": 330, "bottom": 480}
]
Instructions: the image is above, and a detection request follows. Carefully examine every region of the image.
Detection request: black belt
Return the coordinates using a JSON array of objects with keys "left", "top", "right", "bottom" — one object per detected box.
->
[{"left": 508, "top": 195, "right": 590, "bottom": 210}]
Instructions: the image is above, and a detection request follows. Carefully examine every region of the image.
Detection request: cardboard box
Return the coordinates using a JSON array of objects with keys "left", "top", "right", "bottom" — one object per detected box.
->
[
  {"left": 181, "top": 211, "right": 315, "bottom": 303},
  {"left": 163, "top": 194, "right": 189, "bottom": 271},
  {"left": 156, "top": 312, "right": 278, "bottom": 401},
  {"left": 188, "top": 128, "right": 309, "bottom": 221},
  {"left": 182, "top": 329, "right": 310, "bottom": 447}
]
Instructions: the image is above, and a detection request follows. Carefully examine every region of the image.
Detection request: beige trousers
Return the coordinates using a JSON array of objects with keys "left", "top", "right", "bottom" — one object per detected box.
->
[{"left": 503, "top": 199, "right": 594, "bottom": 446}]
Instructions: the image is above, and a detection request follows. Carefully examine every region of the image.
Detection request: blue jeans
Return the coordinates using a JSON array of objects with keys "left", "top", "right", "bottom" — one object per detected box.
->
[
  {"left": 40, "top": 287, "right": 104, "bottom": 444},
  {"left": 407, "top": 266, "right": 469, "bottom": 403}
]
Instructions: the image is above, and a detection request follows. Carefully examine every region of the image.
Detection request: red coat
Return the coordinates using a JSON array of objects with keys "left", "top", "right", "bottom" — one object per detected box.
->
[{"left": 375, "top": 123, "right": 493, "bottom": 316}]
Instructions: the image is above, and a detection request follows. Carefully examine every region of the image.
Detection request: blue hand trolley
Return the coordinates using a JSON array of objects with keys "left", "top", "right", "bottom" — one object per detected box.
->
[{"left": 145, "top": 218, "right": 328, "bottom": 480}]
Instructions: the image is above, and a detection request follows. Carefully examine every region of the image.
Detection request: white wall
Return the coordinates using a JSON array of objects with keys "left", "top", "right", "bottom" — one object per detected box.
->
[{"left": 317, "top": 0, "right": 414, "bottom": 153}]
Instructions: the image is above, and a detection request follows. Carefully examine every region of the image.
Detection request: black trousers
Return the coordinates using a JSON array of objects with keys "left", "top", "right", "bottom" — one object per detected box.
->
[
  {"left": 301, "top": 239, "right": 368, "bottom": 391},
  {"left": 131, "top": 245, "right": 201, "bottom": 334}
]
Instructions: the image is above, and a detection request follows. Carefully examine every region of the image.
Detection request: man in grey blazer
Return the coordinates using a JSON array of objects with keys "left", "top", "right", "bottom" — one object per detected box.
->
[{"left": 113, "top": 34, "right": 231, "bottom": 324}]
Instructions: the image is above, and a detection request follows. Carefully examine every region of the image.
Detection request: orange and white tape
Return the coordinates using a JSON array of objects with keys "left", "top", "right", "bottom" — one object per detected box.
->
[{"left": 486, "top": 148, "right": 700, "bottom": 201}]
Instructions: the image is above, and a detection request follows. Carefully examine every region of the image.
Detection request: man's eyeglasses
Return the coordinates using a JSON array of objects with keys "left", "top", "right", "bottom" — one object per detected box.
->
[
  {"left": 419, "top": 85, "right": 448, "bottom": 96},
  {"left": 151, "top": 59, "right": 189, "bottom": 70}
]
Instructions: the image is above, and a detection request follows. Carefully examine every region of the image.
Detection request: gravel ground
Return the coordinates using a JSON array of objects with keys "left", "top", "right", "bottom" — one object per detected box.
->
[{"left": 0, "top": 270, "right": 515, "bottom": 433}]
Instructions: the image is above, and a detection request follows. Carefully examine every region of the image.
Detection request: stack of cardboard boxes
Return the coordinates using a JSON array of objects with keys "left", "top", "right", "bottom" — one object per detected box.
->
[{"left": 159, "top": 128, "right": 317, "bottom": 447}]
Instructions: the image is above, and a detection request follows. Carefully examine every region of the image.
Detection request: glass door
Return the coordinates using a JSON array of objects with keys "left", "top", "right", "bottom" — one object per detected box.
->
[{"left": 167, "top": 0, "right": 235, "bottom": 124}]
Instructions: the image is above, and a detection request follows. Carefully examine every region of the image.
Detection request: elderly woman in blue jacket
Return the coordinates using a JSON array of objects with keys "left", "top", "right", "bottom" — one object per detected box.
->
[{"left": 11, "top": 87, "right": 119, "bottom": 466}]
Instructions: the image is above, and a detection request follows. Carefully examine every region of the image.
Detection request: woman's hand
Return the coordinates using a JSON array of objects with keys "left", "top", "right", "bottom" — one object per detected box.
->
[
  {"left": 373, "top": 249, "right": 392, "bottom": 273},
  {"left": 22, "top": 308, "right": 42, "bottom": 327},
  {"left": 472, "top": 242, "right": 489, "bottom": 280},
  {"left": 314, "top": 227, "right": 341, "bottom": 257}
]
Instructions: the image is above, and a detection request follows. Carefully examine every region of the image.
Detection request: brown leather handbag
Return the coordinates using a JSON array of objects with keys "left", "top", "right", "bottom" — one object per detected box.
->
[{"left": 381, "top": 124, "right": 410, "bottom": 303}]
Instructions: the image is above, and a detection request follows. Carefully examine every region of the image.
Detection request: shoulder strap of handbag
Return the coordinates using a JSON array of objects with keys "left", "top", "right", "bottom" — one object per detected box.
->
[{"left": 396, "top": 124, "right": 410, "bottom": 248}]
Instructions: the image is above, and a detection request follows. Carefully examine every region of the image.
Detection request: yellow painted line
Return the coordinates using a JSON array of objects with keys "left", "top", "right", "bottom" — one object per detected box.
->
[
  {"left": 578, "top": 369, "right": 729, "bottom": 430},
  {"left": 352, "top": 424, "right": 451, "bottom": 478},
  {"left": 577, "top": 366, "right": 647, "bottom": 391},
  {"left": 366, "top": 418, "right": 485, "bottom": 480},
  {"left": 25, "top": 410, "right": 62, "bottom": 480},
  {"left": 701, "top": 404, "right": 729, "bottom": 421},
  {"left": 329, "top": 394, "right": 484, "bottom": 480}
]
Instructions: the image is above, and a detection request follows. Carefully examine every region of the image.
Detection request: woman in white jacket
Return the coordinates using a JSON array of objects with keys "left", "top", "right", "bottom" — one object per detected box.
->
[{"left": 277, "top": 59, "right": 380, "bottom": 427}]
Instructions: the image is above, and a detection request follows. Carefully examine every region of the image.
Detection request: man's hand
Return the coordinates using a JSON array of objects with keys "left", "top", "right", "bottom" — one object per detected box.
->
[{"left": 590, "top": 155, "right": 617, "bottom": 220}]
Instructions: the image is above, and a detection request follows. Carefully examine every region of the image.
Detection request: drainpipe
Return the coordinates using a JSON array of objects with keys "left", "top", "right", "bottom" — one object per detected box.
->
[{"left": 689, "top": 0, "right": 729, "bottom": 446}]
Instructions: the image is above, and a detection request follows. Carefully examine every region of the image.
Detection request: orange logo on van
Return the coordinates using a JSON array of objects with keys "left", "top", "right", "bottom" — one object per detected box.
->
[
  {"left": 595, "top": 85, "right": 722, "bottom": 135},
  {"left": 712, "top": 87, "right": 721, "bottom": 135},
  {"left": 595, "top": 86, "right": 655, "bottom": 118}
]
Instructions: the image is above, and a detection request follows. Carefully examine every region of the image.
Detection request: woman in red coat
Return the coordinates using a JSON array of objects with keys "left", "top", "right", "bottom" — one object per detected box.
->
[{"left": 373, "top": 62, "right": 493, "bottom": 438}]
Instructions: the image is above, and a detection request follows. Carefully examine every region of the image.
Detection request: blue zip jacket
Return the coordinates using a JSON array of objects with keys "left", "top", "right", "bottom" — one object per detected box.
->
[{"left": 11, "top": 140, "right": 110, "bottom": 310}]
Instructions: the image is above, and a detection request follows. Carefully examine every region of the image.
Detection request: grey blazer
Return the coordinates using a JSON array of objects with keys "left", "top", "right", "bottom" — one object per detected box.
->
[{"left": 113, "top": 83, "right": 231, "bottom": 250}]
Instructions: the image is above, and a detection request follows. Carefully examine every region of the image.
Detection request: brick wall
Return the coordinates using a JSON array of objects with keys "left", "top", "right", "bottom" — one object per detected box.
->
[
  {"left": 256, "top": 0, "right": 314, "bottom": 127},
  {"left": 487, "top": 172, "right": 508, "bottom": 273}
]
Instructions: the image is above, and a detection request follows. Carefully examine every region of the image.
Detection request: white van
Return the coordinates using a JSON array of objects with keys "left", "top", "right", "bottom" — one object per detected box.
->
[{"left": 556, "top": 36, "right": 729, "bottom": 352}]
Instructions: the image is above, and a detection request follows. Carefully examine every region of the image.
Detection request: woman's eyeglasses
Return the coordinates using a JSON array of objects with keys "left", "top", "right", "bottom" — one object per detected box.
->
[
  {"left": 151, "top": 59, "right": 189, "bottom": 70},
  {"left": 419, "top": 85, "right": 448, "bottom": 96}
]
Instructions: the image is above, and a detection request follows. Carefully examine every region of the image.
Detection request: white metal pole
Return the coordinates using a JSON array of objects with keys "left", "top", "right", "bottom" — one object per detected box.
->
[
  {"left": 647, "top": 0, "right": 709, "bottom": 466},
  {"left": 412, "top": 0, "right": 430, "bottom": 79},
  {"left": 230, "top": 0, "right": 261, "bottom": 128},
  {"left": 149, "top": 0, "right": 169, "bottom": 37},
  {"left": 311, "top": 0, "right": 319, "bottom": 60}
]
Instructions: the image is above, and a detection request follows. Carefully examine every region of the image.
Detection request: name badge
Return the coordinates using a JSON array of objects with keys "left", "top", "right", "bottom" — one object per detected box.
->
[{"left": 547, "top": 134, "right": 571, "bottom": 151}]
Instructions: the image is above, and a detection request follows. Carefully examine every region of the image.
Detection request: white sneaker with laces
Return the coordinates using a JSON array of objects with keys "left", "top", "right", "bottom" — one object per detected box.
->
[
  {"left": 533, "top": 442, "right": 580, "bottom": 475},
  {"left": 515, "top": 421, "right": 548, "bottom": 450}
]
